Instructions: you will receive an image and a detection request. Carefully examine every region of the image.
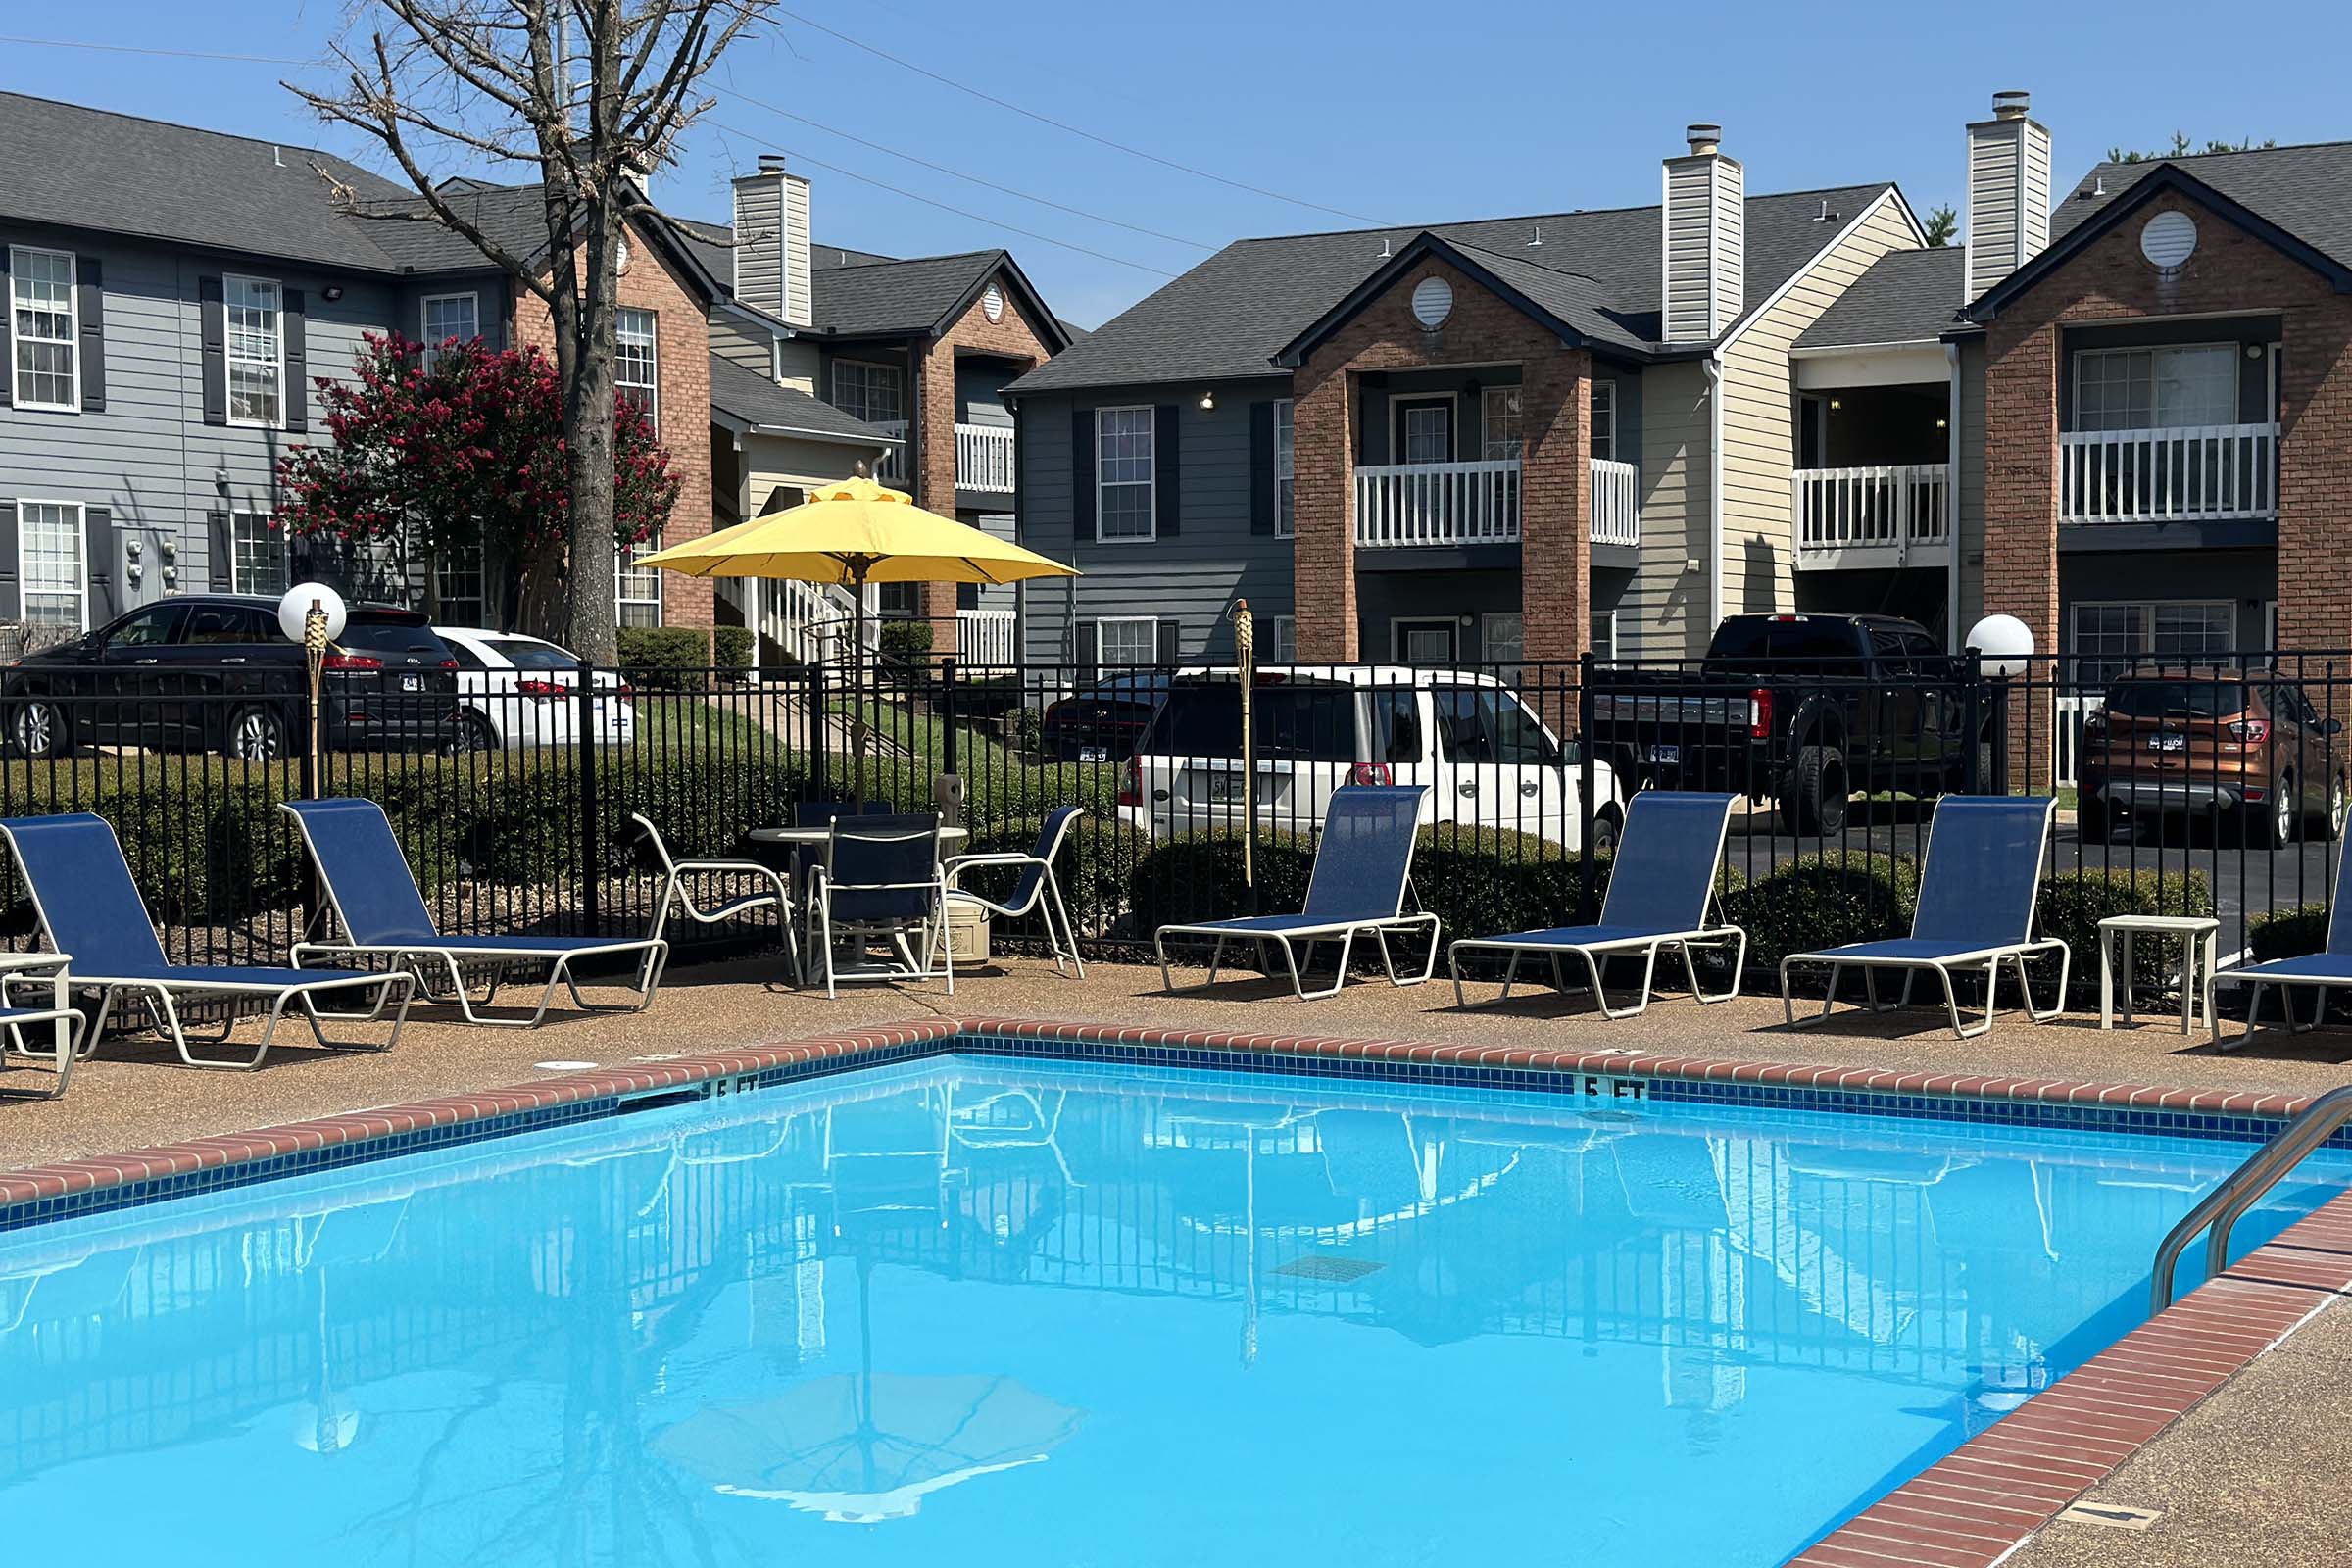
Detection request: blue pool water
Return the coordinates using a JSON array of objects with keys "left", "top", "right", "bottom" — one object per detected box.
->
[{"left": 1, "top": 1054, "right": 2343, "bottom": 1566}]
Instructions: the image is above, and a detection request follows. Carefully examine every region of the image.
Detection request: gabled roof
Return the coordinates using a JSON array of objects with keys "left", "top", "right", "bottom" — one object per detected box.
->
[
  {"left": 1007, "top": 183, "right": 1897, "bottom": 394},
  {"left": 708, "top": 354, "right": 894, "bottom": 445},
  {"left": 675, "top": 222, "right": 1070, "bottom": 351},
  {"left": 2048, "top": 140, "right": 2352, "bottom": 269},
  {"left": 1795, "top": 245, "right": 1970, "bottom": 349},
  {"left": 1967, "top": 157, "right": 2352, "bottom": 320},
  {"left": 1274, "top": 231, "right": 1653, "bottom": 366}
]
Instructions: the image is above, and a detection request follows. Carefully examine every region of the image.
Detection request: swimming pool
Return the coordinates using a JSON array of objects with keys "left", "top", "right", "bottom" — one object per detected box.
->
[{"left": 1, "top": 1038, "right": 2342, "bottom": 1567}]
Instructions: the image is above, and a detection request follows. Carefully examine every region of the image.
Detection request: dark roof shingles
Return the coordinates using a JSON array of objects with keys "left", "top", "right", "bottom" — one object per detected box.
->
[
  {"left": 1794, "top": 245, "right": 1968, "bottom": 349},
  {"left": 708, "top": 354, "right": 891, "bottom": 442},
  {"left": 2047, "top": 142, "right": 2352, "bottom": 270}
]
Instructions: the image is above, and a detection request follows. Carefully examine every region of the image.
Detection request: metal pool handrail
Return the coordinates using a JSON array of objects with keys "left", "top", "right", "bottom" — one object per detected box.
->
[{"left": 2150, "top": 1084, "right": 2352, "bottom": 1313}]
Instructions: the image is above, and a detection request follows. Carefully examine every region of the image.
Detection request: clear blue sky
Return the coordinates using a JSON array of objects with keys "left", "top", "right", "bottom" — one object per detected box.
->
[{"left": 6, "top": 1, "right": 2344, "bottom": 328}]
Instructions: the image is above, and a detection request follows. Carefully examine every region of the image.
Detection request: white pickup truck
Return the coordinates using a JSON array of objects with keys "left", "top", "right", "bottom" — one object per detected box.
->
[{"left": 1116, "top": 665, "right": 1625, "bottom": 852}]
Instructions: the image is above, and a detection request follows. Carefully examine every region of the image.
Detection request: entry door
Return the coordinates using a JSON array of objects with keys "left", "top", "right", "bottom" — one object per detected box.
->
[
  {"left": 1394, "top": 399, "right": 1456, "bottom": 465},
  {"left": 1393, "top": 618, "right": 1458, "bottom": 665}
]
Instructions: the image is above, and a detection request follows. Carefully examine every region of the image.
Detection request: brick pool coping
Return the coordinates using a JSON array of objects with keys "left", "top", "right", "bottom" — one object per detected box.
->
[{"left": 5, "top": 1014, "right": 2348, "bottom": 1568}]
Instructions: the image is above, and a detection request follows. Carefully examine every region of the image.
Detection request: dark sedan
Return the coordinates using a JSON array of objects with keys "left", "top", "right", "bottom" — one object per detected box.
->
[
  {"left": 1039, "top": 672, "right": 1171, "bottom": 762},
  {"left": 2, "top": 595, "right": 464, "bottom": 760}
]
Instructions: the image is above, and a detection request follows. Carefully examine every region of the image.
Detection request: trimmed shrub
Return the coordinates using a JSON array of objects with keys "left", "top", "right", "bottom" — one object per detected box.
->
[
  {"left": 617, "top": 626, "right": 712, "bottom": 692},
  {"left": 2251, "top": 902, "right": 2331, "bottom": 962},
  {"left": 713, "top": 625, "right": 754, "bottom": 677},
  {"left": 1724, "top": 852, "right": 1918, "bottom": 972},
  {"left": 879, "top": 618, "right": 935, "bottom": 658},
  {"left": 2038, "top": 867, "right": 2213, "bottom": 997},
  {"left": 1003, "top": 705, "right": 1045, "bottom": 755}
]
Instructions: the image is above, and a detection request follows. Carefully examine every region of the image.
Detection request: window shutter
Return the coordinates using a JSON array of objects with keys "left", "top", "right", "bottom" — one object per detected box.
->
[
  {"left": 208, "top": 512, "right": 233, "bottom": 591},
  {"left": 84, "top": 507, "right": 117, "bottom": 625},
  {"left": 283, "top": 289, "right": 309, "bottom": 433},
  {"left": 1154, "top": 405, "right": 1181, "bottom": 537},
  {"left": 75, "top": 256, "right": 105, "bottom": 412},
  {"left": 1249, "top": 401, "right": 1275, "bottom": 535},
  {"left": 1155, "top": 619, "right": 1180, "bottom": 666},
  {"left": 0, "top": 502, "right": 18, "bottom": 618},
  {"left": 1074, "top": 618, "right": 1099, "bottom": 671},
  {"left": 1070, "top": 408, "right": 1095, "bottom": 540},
  {"left": 199, "top": 276, "right": 227, "bottom": 424},
  {"left": 0, "top": 248, "right": 13, "bottom": 408}
]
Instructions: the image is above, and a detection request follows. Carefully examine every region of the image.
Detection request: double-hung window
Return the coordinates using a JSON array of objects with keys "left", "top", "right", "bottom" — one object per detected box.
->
[
  {"left": 1591, "top": 381, "right": 1617, "bottom": 462},
  {"left": 225, "top": 275, "right": 284, "bottom": 427},
  {"left": 831, "top": 360, "right": 904, "bottom": 426},
  {"left": 420, "top": 292, "right": 480, "bottom": 371},
  {"left": 1096, "top": 615, "right": 1157, "bottom": 673},
  {"left": 615, "top": 307, "right": 659, "bottom": 433},
  {"left": 1272, "top": 398, "right": 1295, "bottom": 537},
  {"left": 2074, "top": 345, "right": 2237, "bottom": 432},
  {"left": 1481, "top": 387, "right": 1523, "bottom": 461},
  {"left": 230, "top": 512, "right": 289, "bottom": 595},
  {"left": 18, "top": 501, "right": 85, "bottom": 633},
  {"left": 10, "top": 246, "right": 77, "bottom": 411},
  {"left": 1095, "top": 406, "right": 1155, "bottom": 540},
  {"left": 436, "top": 545, "right": 487, "bottom": 624},
  {"left": 617, "top": 535, "right": 663, "bottom": 627},
  {"left": 1267, "top": 613, "right": 1298, "bottom": 664}
]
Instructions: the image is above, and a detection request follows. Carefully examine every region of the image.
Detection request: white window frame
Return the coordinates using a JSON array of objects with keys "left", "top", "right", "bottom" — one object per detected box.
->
[
  {"left": 1094, "top": 405, "right": 1156, "bottom": 543},
  {"left": 615, "top": 306, "right": 660, "bottom": 434},
  {"left": 1266, "top": 612, "right": 1297, "bottom": 664},
  {"left": 1392, "top": 393, "right": 1458, "bottom": 466},
  {"left": 1591, "top": 380, "right": 1617, "bottom": 463},
  {"left": 616, "top": 534, "right": 663, "bottom": 627},
  {"left": 419, "top": 291, "right": 480, "bottom": 370},
  {"left": 2070, "top": 342, "right": 2238, "bottom": 433},
  {"left": 228, "top": 511, "right": 290, "bottom": 596},
  {"left": 1481, "top": 386, "right": 1522, "bottom": 462},
  {"left": 1392, "top": 616, "right": 1460, "bottom": 663},
  {"left": 1096, "top": 614, "right": 1158, "bottom": 674},
  {"left": 1481, "top": 611, "right": 1524, "bottom": 666},
  {"left": 223, "top": 273, "right": 284, "bottom": 429},
  {"left": 831, "top": 358, "right": 905, "bottom": 425},
  {"left": 16, "top": 498, "right": 87, "bottom": 633},
  {"left": 436, "top": 544, "right": 487, "bottom": 624},
  {"left": 9, "top": 245, "right": 79, "bottom": 412},
  {"left": 2068, "top": 597, "right": 2236, "bottom": 683},
  {"left": 1272, "top": 398, "right": 1295, "bottom": 538}
]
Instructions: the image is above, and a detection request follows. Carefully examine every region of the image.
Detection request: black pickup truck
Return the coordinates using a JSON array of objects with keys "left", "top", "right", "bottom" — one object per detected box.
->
[{"left": 1589, "top": 612, "right": 1993, "bottom": 834}]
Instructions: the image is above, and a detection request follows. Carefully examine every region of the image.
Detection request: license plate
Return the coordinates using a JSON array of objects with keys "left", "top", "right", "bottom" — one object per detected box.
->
[
  {"left": 2147, "top": 732, "right": 2185, "bottom": 753},
  {"left": 1203, "top": 773, "right": 1248, "bottom": 805},
  {"left": 401, "top": 674, "right": 422, "bottom": 693},
  {"left": 1079, "top": 745, "right": 1108, "bottom": 763},
  {"left": 1646, "top": 744, "right": 1682, "bottom": 764}
]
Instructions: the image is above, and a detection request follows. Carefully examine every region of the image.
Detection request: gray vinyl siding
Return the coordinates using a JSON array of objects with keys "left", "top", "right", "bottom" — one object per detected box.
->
[
  {"left": 956, "top": 362, "right": 1013, "bottom": 428},
  {"left": 1016, "top": 379, "right": 1295, "bottom": 667},
  {"left": 781, "top": 172, "right": 813, "bottom": 329},
  {"left": 0, "top": 225, "right": 401, "bottom": 615},
  {"left": 710, "top": 309, "right": 775, "bottom": 377},
  {"left": 731, "top": 176, "right": 785, "bottom": 321}
]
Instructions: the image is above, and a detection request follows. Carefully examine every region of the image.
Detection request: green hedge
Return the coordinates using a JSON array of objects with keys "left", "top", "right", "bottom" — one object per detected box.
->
[
  {"left": 2252, "top": 902, "right": 2331, "bottom": 962},
  {"left": 878, "top": 619, "right": 934, "bottom": 658},
  {"left": 713, "top": 625, "right": 753, "bottom": 675},
  {"left": 960, "top": 814, "right": 1152, "bottom": 937},
  {"left": 2038, "top": 867, "right": 2214, "bottom": 995},
  {"left": 617, "top": 626, "right": 713, "bottom": 691},
  {"left": 1722, "top": 852, "right": 1918, "bottom": 971}
]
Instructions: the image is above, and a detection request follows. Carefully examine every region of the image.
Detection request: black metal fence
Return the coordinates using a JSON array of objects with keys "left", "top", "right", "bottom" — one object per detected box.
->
[{"left": 0, "top": 648, "right": 2340, "bottom": 991}]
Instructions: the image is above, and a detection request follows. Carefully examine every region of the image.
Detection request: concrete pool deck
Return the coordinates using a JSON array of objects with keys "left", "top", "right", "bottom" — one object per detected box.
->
[{"left": 4, "top": 956, "right": 2352, "bottom": 1566}]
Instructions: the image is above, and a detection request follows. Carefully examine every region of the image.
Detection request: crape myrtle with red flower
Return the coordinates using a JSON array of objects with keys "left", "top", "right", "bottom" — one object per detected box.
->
[{"left": 273, "top": 331, "right": 680, "bottom": 635}]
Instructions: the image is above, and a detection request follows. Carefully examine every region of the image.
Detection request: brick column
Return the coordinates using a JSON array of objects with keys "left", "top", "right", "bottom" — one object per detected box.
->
[
  {"left": 1291, "top": 359, "right": 1357, "bottom": 661},
  {"left": 2278, "top": 298, "right": 2352, "bottom": 652},
  {"left": 1519, "top": 347, "right": 1592, "bottom": 667},
  {"left": 913, "top": 334, "right": 962, "bottom": 661},
  {"left": 1983, "top": 317, "right": 2060, "bottom": 787}
]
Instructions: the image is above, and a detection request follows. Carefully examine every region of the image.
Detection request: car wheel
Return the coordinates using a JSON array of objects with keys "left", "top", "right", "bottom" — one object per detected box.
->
[
  {"left": 1590, "top": 807, "right": 1623, "bottom": 858},
  {"left": 7, "top": 699, "right": 70, "bottom": 760},
  {"left": 2239, "top": 774, "right": 2295, "bottom": 851},
  {"left": 1782, "top": 745, "right": 1848, "bottom": 837},
  {"left": 222, "top": 705, "right": 288, "bottom": 761},
  {"left": 2328, "top": 774, "right": 2349, "bottom": 841},
  {"left": 444, "top": 711, "right": 499, "bottom": 756}
]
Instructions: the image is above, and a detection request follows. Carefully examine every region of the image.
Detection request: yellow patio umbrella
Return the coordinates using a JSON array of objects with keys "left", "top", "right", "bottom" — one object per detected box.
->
[{"left": 634, "top": 475, "right": 1078, "bottom": 803}]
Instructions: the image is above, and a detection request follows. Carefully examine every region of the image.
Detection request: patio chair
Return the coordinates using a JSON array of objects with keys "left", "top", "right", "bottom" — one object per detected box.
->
[
  {"left": 283, "top": 798, "right": 667, "bottom": 1028},
  {"left": 1154, "top": 784, "right": 1441, "bottom": 1002},
  {"left": 942, "top": 805, "right": 1087, "bottom": 976},
  {"left": 0, "top": 953, "right": 87, "bottom": 1101},
  {"left": 2214, "top": 840, "right": 2352, "bottom": 1048},
  {"left": 1446, "top": 791, "right": 1746, "bottom": 1018},
  {"left": 631, "top": 812, "right": 800, "bottom": 983},
  {"left": 805, "top": 812, "right": 952, "bottom": 1000},
  {"left": 0, "top": 812, "right": 411, "bottom": 1070},
  {"left": 1779, "top": 795, "right": 2070, "bottom": 1040}
]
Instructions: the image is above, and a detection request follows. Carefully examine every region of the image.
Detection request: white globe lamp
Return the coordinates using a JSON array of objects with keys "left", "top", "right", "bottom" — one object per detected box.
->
[
  {"left": 1965, "top": 613, "right": 2034, "bottom": 679},
  {"left": 276, "top": 582, "right": 348, "bottom": 645}
]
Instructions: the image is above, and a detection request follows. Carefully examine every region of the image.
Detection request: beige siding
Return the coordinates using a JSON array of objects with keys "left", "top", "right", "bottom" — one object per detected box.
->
[
  {"left": 1663, "top": 156, "right": 1742, "bottom": 342},
  {"left": 782, "top": 172, "right": 813, "bottom": 328},
  {"left": 776, "top": 336, "right": 819, "bottom": 396},
  {"left": 742, "top": 430, "right": 863, "bottom": 515},
  {"left": 731, "top": 176, "right": 784, "bottom": 319},
  {"left": 1717, "top": 193, "right": 1923, "bottom": 616},
  {"left": 1626, "top": 359, "right": 1712, "bottom": 657},
  {"left": 710, "top": 311, "right": 772, "bottom": 376}
]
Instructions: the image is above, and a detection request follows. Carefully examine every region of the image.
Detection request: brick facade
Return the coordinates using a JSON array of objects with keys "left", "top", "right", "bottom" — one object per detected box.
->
[
  {"left": 1983, "top": 187, "right": 2352, "bottom": 661},
  {"left": 1291, "top": 257, "right": 1592, "bottom": 666},
  {"left": 513, "top": 221, "right": 713, "bottom": 635},
  {"left": 912, "top": 271, "right": 1054, "bottom": 656}
]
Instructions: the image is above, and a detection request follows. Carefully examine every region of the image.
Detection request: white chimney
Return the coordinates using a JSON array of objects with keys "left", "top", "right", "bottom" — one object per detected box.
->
[
  {"left": 730, "top": 153, "right": 813, "bottom": 329},
  {"left": 1662, "top": 124, "right": 1744, "bottom": 342},
  {"left": 1965, "top": 91, "right": 2052, "bottom": 300}
]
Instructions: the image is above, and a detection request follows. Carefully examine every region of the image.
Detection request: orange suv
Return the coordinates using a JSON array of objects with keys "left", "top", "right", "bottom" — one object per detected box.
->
[{"left": 2078, "top": 668, "right": 2348, "bottom": 848}]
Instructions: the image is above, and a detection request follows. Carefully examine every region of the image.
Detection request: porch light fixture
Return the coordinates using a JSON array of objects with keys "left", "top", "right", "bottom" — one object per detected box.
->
[
  {"left": 1198, "top": 389, "right": 1215, "bottom": 412},
  {"left": 320, "top": 285, "right": 345, "bottom": 303},
  {"left": 1936, "top": 416, "right": 1948, "bottom": 429},
  {"left": 1829, "top": 398, "right": 1842, "bottom": 411}
]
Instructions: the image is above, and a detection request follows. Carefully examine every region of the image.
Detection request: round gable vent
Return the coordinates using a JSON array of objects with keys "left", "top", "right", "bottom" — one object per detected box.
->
[
  {"left": 2140, "top": 211, "right": 2198, "bottom": 270},
  {"left": 1410, "top": 275, "right": 1453, "bottom": 329},
  {"left": 982, "top": 282, "right": 1005, "bottom": 322}
]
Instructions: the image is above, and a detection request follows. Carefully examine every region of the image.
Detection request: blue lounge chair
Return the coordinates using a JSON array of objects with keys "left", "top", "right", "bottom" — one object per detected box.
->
[
  {"left": 805, "top": 813, "right": 952, "bottom": 1000},
  {"left": 944, "top": 805, "right": 1088, "bottom": 977},
  {"left": 283, "top": 798, "right": 666, "bottom": 1028},
  {"left": 1154, "top": 785, "right": 1441, "bottom": 1001},
  {"left": 0, "top": 812, "right": 411, "bottom": 1070},
  {"left": 1446, "top": 791, "right": 1746, "bottom": 1018},
  {"left": 1780, "top": 795, "right": 2070, "bottom": 1040},
  {"left": 2215, "top": 842, "right": 2352, "bottom": 1048}
]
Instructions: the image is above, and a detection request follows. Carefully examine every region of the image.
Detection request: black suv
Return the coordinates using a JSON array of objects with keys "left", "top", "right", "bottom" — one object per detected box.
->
[{"left": 1, "top": 595, "right": 463, "bottom": 759}]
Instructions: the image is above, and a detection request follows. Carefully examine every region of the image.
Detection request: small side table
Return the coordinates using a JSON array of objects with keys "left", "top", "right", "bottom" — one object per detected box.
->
[{"left": 2098, "top": 914, "right": 2221, "bottom": 1035}]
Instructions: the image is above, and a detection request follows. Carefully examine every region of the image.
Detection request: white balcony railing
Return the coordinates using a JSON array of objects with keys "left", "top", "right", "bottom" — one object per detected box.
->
[
  {"left": 956, "top": 607, "right": 1018, "bottom": 665},
  {"left": 1353, "top": 457, "right": 1639, "bottom": 549},
  {"left": 1794, "top": 463, "right": 1950, "bottom": 556},
  {"left": 871, "top": 418, "right": 908, "bottom": 485},
  {"left": 956, "top": 422, "right": 1017, "bottom": 493},
  {"left": 1590, "top": 458, "right": 1639, "bottom": 547},
  {"left": 2061, "top": 421, "right": 2276, "bottom": 523}
]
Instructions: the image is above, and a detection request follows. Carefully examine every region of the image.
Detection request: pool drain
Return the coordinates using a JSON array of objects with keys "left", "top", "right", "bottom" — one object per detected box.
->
[{"left": 1272, "top": 1255, "right": 1385, "bottom": 1284}]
